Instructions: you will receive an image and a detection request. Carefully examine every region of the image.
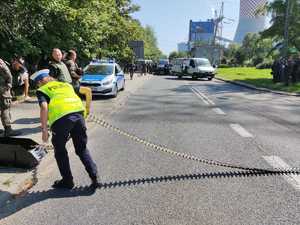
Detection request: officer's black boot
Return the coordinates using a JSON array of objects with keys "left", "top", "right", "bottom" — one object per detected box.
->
[
  {"left": 91, "top": 175, "right": 100, "bottom": 189},
  {"left": 4, "top": 126, "right": 22, "bottom": 137},
  {"left": 52, "top": 179, "right": 74, "bottom": 189}
]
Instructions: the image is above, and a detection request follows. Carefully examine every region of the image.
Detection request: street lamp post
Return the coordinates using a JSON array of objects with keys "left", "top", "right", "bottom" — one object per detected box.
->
[
  {"left": 283, "top": 0, "right": 291, "bottom": 85},
  {"left": 283, "top": 0, "right": 291, "bottom": 59}
]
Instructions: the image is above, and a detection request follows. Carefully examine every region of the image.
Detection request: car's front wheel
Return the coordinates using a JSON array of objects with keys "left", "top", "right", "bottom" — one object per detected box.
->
[
  {"left": 120, "top": 81, "right": 125, "bottom": 91},
  {"left": 112, "top": 84, "right": 118, "bottom": 98}
]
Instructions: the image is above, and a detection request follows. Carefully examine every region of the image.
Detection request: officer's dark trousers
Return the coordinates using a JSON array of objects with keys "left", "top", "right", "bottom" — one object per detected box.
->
[{"left": 51, "top": 113, "right": 97, "bottom": 181}]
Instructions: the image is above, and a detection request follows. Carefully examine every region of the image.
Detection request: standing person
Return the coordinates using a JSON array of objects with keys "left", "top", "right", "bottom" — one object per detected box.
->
[
  {"left": 65, "top": 50, "right": 92, "bottom": 115},
  {"left": 286, "top": 56, "right": 295, "bottom": 84},
  {"left": 31, "top": 69, "right": 99, "bottom": 189},
  {"left": 294, "top": 53, "right": 300, "bottom": 82},
  {"left": 141, "top": 63, "right": 147, "bottom": 76},
  {"left": 129, "top": 62, "right": 135, "bottom": 80},
  {"left": 48, "top": 48, "right": 72, "bottom": 84},
  {"left": 0, "top": 58, "right": 22, "bottom": 136},
  {"left": 271, "top": 59, "right": 280, "bottom": 83},
  {"left": 11, "top": 56, "right": 31, "bottom": 101}
]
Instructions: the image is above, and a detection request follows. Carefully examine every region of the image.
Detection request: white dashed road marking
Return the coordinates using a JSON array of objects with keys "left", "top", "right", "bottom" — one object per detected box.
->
[
  {"left": 190, "top": 87, "right": 215, "bottom": 105},
  {"left": 190, "top": 87, "right": 210, "bottom": 105},
  {"left": 212, "top": 108, "right": 226, "bottom": 115},
  {"left": 230, "top": 124, "right": 254, "bottom": 138},
  {"left": 263, "top": 156, "right": 300, "bottom": 191}
]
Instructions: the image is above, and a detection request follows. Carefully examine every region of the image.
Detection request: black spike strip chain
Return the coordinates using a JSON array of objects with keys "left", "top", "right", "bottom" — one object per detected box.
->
[{"left": 87, "top": 114, "right": 300, "bottom": 175}]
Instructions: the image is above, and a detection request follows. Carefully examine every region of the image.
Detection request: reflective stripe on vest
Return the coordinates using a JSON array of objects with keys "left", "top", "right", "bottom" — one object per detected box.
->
[{"left": 38, "top": 81, "right": 85, "bottom": 126}]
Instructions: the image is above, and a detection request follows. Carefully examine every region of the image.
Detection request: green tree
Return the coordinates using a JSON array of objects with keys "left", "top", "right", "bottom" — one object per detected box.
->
[
  {"left": 262, "top": 0, "right": 300, "bottom": 53},
  {"left": 0, "top": 0, "right": 163, "bottom": 65},
  {"left": 142, "top": 25, "right": 162, "bottom": 60},
  {"left": 168, "top": 51, "right": 188, "bottom": 60}
]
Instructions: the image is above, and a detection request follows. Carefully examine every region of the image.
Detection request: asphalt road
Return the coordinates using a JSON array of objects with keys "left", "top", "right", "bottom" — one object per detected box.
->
[{"left": 1, "top": 75, "right": 300, "bottom": 225}]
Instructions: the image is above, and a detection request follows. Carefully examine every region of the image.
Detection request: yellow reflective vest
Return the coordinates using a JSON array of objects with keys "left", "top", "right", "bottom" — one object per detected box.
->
[{"left": 38, "top": 81, "right": 85, "bottom": 126}]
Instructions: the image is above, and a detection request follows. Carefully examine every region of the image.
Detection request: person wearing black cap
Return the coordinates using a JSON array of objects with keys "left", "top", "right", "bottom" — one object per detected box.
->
[
  {"left": 31, "top": 69, "right": 99, "bottom": 189},
  {"left": 11, "top": 56, "right": 31, "bottom": 101}
]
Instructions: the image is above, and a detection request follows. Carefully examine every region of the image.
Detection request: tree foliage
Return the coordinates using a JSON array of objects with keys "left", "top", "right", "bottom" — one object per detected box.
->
[
  {"left": 0, "top": 0, "right": 162, "bottom": 64},
  {"left": 262, "top": 0, "right": 300, "bottom": 52},
  {"left": 168, "top": 51, "right": 189, "bottom": 60},
  {"left": 223, "top": 33, "right": 276, "bottom": 67}
]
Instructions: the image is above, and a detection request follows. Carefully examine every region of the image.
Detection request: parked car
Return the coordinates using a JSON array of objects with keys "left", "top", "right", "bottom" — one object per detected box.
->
[
  {"left": 80, "top": 59, "right": 125, "bottom": 97},
  {"left": 171, "top": 58, "right": 216, "bottom": 80},
  {"left": 154, "top": 59, "right": 171, "bottom": 75}
]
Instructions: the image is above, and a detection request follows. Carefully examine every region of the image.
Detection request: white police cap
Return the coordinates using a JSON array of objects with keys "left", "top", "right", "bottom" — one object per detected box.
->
[{"left": 31, "top": 69, "right": 50, "bottom": 82}]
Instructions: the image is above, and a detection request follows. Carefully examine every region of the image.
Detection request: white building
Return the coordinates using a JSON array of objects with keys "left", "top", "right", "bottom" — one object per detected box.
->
[{"left": 234, "top": 0, "right": 267, "bottom": 43}]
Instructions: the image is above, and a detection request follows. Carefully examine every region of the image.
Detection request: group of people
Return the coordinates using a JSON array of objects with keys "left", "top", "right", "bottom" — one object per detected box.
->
[
  {"left": 0, "top": 48, "right": 99, "bottom": 189},
  {"left": 125, "top": 61, "right": 154, "bottom": 80},
  {"left": 272, "top": 54, "right": 300, "bottom": 85}
]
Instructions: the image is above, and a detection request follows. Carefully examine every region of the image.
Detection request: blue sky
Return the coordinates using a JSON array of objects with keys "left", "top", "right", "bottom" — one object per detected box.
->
[{"left": 132, "top": 0, "right": 240, "bottom": 55}]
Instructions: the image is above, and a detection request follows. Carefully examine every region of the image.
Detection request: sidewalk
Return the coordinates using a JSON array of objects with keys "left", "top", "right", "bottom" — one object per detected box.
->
[{"left": 0, "top": 73, "right": 152, "bottom": 208}]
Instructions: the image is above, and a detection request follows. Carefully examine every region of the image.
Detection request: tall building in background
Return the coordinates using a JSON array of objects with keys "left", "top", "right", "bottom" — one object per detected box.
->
[
  {"left": 234, "top": 0, "right": 267, "bottom": 43},
  {"left": 188, "top": 20, "right": 215, "bottom": 45},
  {"left": 177, "top": 42, "right": 189, "bottom": 52}
]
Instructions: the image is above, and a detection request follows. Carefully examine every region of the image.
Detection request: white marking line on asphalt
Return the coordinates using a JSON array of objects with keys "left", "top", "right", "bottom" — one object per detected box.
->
[
  {"left": 263, "top": 156, "right": 300, "bottom": 191},
  {"left": 230, "top": 124, "right": 254, "bottom": 138},
  {"left": 212, "top": 108, "right": 226, "bottom": 115},
  {"left": 190, "top": 87, "right": 210, "bottom": 105},
  {"left": 194, "top": 88, "right": 216, "bottom": 106},
  {"left": 190, "top": 87, "right": 215, "bottom": 106}
]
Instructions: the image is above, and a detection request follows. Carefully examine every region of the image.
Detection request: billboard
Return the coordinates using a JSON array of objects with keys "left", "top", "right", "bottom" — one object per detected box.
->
[
  {"left": 189, "top": 20, "right": 215, "bottom": 43},
  {"left": 129, "top": 41, "right": 144, "bottom": 59}
]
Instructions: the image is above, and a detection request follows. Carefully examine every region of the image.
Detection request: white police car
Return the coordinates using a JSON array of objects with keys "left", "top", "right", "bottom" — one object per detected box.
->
[{"left": 80, "top": 60, "right": 125, "bottom": 97}]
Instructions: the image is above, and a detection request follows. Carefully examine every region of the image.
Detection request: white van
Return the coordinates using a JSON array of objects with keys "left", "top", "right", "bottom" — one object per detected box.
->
[{"left": 171, "top": 58, "right": 216, "bottom": 80}]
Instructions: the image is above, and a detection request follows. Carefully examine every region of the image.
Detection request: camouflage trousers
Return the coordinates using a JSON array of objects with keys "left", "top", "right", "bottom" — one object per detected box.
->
[{"left": 0, "top": 97, "right": 11, "bottom": 128}]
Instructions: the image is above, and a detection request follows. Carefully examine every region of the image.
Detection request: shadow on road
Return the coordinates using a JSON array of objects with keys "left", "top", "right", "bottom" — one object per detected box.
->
[
  {"left": 1, "top": 169, "right": 297, "bottom": 220},
  {"left": 13, "top": 118, "right": 40, "bottom": 125},
  {"left": 0, "top": 185, "right": 96, "bottom": 219},
  {"left": 15, "top": 126, "right": 41, "bottom": 136}
]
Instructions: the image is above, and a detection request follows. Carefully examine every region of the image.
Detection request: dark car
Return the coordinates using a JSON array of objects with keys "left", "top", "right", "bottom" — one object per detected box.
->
[{"left": 154, "top": 59, "right": 170, "bottom": 75}]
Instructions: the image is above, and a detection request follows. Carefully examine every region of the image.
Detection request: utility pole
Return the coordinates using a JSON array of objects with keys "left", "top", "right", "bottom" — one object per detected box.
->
[
  {"left": 283, "top": 0, "right": 291, "bottom": 59},
  {"left": 283, "top": 0, "right": 291, "bottom": 86},
  {"left": 212, "top": 1, "right": 224, "bottom": 64}
]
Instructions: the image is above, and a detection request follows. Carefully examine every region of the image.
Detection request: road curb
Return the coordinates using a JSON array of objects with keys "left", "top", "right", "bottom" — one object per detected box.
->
[{"left": 215, "top": 77, "right": 300, "bottom": 97}]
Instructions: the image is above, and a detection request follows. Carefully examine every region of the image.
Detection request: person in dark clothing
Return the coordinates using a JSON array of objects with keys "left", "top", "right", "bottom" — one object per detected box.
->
[
  {"left": 129, "top": 63, "right": 135, "bottom": 80},
  {"left": 31, "top": 69, "right": 99, "bottom": 189},
  {"left": 294, "top": 54, "right": 300, "bottom": 82},
  {"left": 48, "top": 48, "right": 72, "bottom": 84},
  {"left": 287, "top": 56, "right": 295, "bottom": 84},
  {"left": 271, "top": 59, "right": 280, "bottom": 83},
  {"left": 38, "top": 55, "right": 50, "bottom": 70},
  {"left": 11, "top": 56, "right": 31, "bottom": 100},
  {"left": 141, "top": 63, "right": 147, "bottom": 76}
]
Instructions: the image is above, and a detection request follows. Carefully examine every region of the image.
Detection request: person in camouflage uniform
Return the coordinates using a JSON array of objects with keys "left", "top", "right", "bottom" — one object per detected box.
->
[
  {"left": 65, "top": 50, "right": 92, "bottom": 115},
  {"left": 0, "top": 58, "right": 21, "bottom": 137}
]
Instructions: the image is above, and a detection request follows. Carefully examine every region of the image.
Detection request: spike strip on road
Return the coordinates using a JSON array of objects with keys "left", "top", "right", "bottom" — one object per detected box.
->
[{"left": 87, "top": 114, "right": 300, "bottom": 175}]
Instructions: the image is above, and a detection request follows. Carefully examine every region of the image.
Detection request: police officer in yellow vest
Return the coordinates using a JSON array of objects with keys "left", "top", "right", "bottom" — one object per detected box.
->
[{"left": 31, "top": 69, "right": 99, "bottom": 189}]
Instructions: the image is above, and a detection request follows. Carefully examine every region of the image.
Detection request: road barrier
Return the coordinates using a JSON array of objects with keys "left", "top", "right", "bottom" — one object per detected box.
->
[
  {"left": 88, "top": 114, "right": 300, "bottom": 175},
  {"left": 0, "top": 137, "right": 47, "bottom": 169}
]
